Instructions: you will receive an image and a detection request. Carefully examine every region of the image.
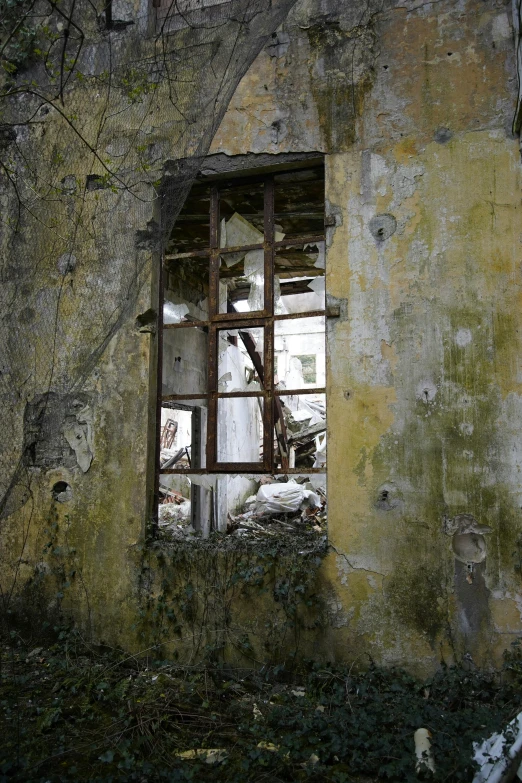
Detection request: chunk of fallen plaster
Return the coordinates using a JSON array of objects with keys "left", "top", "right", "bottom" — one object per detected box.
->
[
  {"left": 63, "top": 422, "right": 93, "bottom": 472},
  {"left": 414, "top": 728, "right": 435, "bottom": 774},
  {"left": 472, "top": 711, "right": 522, "bottom": 783}
]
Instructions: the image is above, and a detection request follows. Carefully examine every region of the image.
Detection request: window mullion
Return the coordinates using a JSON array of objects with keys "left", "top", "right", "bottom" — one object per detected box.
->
[
  {"left": 264, "top": 177, "right": 276, "bottom": 472},
  {"left": 206, "top": 324, "right": 218, "bottom": 469},
  {"left": 207, "top": 186, "right": 220, "bottom": 469}
]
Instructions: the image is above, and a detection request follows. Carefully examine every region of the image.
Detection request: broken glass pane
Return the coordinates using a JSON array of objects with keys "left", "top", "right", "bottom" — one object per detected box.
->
[
  {"left": 164, "top": 256, "right": 209, "bottom": 322},
  {"left": 167, "top": 183, "right": 211, "bottom": 252},
  {"left": 162, "top": 327, "right": 208, "bottom": 396},
  {"left": 274, "top": 246, "right": 325, "bottom": 315},
  {"left": 219, "top": 180, "right": 265, "bottom": 242},
  {"left": 217, "top": 326, "right": 264, "bottom": 392},
  {"left": 219, "top": 248, "right": 265, "bottom": 314},
  {"left": 274, "top": 316, "right": 325, "bottom": 390},
  {"left": 275, "top": 393, "right": 326, "bottom": 471},
  {"left": 159, "top": 401, "right": 207, "bottom": 471},
  {"left": 217, "top": 396, "right": 264, "bottom": 464},
  {"left": 274, "top": 166, "right": 324, "bottom": 239}
]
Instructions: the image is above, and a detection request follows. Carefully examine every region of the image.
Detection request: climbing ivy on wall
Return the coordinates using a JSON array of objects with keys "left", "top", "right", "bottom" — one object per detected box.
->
[{"left": 137, "top": 532, "right": 327, "bottom": 664}]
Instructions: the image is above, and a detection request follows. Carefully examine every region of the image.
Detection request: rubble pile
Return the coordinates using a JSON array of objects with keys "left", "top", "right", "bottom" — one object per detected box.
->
[{"left": 228, "top": 478, "right": 326, "bottom": 538}]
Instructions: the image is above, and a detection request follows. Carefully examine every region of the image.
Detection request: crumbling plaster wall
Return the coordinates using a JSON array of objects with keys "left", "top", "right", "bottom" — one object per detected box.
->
[
  {"left": 210, "top": 0, "right": 522, "bottom": 669},
  {"left": 0, "top": 2, "right": 297, "bottom": 640},
  {"left": 1, "top": 0, "right": 521, "bottom": 671}
]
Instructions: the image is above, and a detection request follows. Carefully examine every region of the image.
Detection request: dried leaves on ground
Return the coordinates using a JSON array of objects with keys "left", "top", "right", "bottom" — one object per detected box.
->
[{"left": 2, "top": 630, "right": 522, "bottom": 782}]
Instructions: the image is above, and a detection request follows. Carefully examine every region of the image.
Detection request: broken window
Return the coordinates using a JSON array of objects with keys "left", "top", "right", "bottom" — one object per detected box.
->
[{"left": 157, "top": 164, "right": 327, "bottom": 537}]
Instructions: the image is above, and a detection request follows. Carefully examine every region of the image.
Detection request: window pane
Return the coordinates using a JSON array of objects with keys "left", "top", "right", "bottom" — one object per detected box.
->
[
  {"left": 167, "top": 184, "right": 211, "bottom": 252},
  {"left": 275, "top": 246, "right": 325, "bottom": 315},
  {"left": 159, "top": 401, "right": 207, "bottom": 471},
  {"left": 164, "top": 256, "right": 209, "bottom": 322},
  {"left": 162, "top": 327, "right": 208, "bottom": 396},
  {"left": 217, "top": 397, "right": 264, "bottom": 464},
  {"left": 275, "top": 394, "right": 326, "bottom": 472},
  {"left": 217, "top": 326, "right": 264, "bottom": 392},
  {"left": 219, "top": 181, "right": 264, "bottom": 243},
  {"left": 219, "top": 250, "right": 265, "bottom": 314},
  {"left": 274, "top": 316, "right": 325, "bottom": 390},
  {"left": 274, "top": 167, "right": 324, "bottom": 239}
]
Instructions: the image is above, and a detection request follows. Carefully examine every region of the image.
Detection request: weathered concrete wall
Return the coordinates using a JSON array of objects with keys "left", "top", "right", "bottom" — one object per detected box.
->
[
  {"left": 0, "top": 0, "right": 301, "bottom": 643},
  {"left": 209, "top": 0, "right": 522, "bottom": 669},
  {"left": 1, "top": 0, "right": 521, "bottom": 672}
]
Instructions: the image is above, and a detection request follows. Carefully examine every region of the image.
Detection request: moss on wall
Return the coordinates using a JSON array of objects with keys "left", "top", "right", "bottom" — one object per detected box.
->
[{"left": 1, "top": 0, "right": 521, "bottom": 675}]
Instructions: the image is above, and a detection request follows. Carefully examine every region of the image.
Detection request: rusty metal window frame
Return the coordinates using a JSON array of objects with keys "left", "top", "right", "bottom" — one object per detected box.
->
[{"left": 157, "top": 170, "right": 327, "bottom": 485}]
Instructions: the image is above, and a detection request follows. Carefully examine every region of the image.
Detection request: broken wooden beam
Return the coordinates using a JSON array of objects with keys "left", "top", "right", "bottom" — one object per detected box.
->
[{"left": 287, "top": 421, "right": 326, "bottom": 445}]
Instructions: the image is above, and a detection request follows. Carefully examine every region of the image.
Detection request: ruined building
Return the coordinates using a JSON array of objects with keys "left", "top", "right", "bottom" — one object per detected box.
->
[{"left": 0, "top": 0, "right": 521, "bottom": 672}]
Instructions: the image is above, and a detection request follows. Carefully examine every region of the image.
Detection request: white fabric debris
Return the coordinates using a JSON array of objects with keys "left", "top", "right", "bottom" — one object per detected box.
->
[
  {"left": 313, "top": 434, "right": 326, "bottom": 468},
  {"left": 164, "top": 301, "right": 189, "bottom": 324},
  {"left": 472, "top": 711, "right": 522, "bottom": 783},
  {"left": 414, "top": 728, "right": 435, "bottom": 774},
  {"left": 254, "top": 480, "right": 321, "bottom": 515}
]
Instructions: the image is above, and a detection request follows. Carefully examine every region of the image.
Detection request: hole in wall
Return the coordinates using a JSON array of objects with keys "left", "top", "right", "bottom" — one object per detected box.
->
[
  {"left": 375, "top": 484, "right": 402, "bottom": 511},
  {"left": 52, "top": 481, "right": 72, "bottom": 503},
  {"left": 452, "top": 532, "right": 486, "bottom": 564},
  {"left": 369, "top": 213, "right": 397, "bottom": 242}
]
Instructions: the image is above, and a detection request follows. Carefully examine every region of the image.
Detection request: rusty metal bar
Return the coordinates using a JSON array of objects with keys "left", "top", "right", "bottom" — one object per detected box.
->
[
  {"left": 206, "top": 186, "right": 220, "bottom": 469},
  {"left": 162, "top": 393, "right": 209, "bottom": 401},
  {"left": 275, "top": 387, "right": 326, "bottom": 396},
  {"left": 219, "top": 242, "right": 264, "bottom": 255},
  {"left": 198, "top": 462, "right": 265, "bottom": 472},
  {"left": 264, "top": 177, "right": 274, "bottom": 315},
  {"left": 162, "top": 388, "right": 326, "bottom": 401},
  {"left": 216, "top": 317, "right": 267, "bottom": 330},
  {"left": 263, "top": 178, "right": 279, "bottom": 470},
  {"left": 217, "top": 390, "right": 263, "bottom": 399},
  {"left": 162, "top": 391, "right": 266, "bottom": 401},
  {"left": 163, "top": 308, "right": 327, "bottom": 330},
  {"left": 163, "top": 321, "right": 209, "bottom": 330},
  {"left": 160, "top": 468, "right": 327, "bottom": 475},
  {"left": 211, "top": 310, "right": 270, "bottom": 323},
  {"left": 164, "top": 234, "right": 325, "bottom": 262},
  {"left": 274, "top": 310, "right": 326, "bottom": 322},
  {"left": 153, "top": 247, "right": 165, "bottom": 530},
  {"left": 273, "top": 468, "right": 326, "bottom": 474},
  {"left": 164, "top": 249, "right": 211, "bottom": 261},
  {"left": 274, "top": 235, "right": 325, "bottom": 248},
  {"left": 207, "top": 323, "right": 218, "bottom": 468}
]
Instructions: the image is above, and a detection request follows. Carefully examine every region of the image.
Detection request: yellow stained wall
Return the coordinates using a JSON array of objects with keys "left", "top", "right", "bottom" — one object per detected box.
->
[
  {"left": 1, "top": 0, "right": 521, "bottom": 673},
  {"left": 209, "top": 0, "right": 522, "bottom": 670}
]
